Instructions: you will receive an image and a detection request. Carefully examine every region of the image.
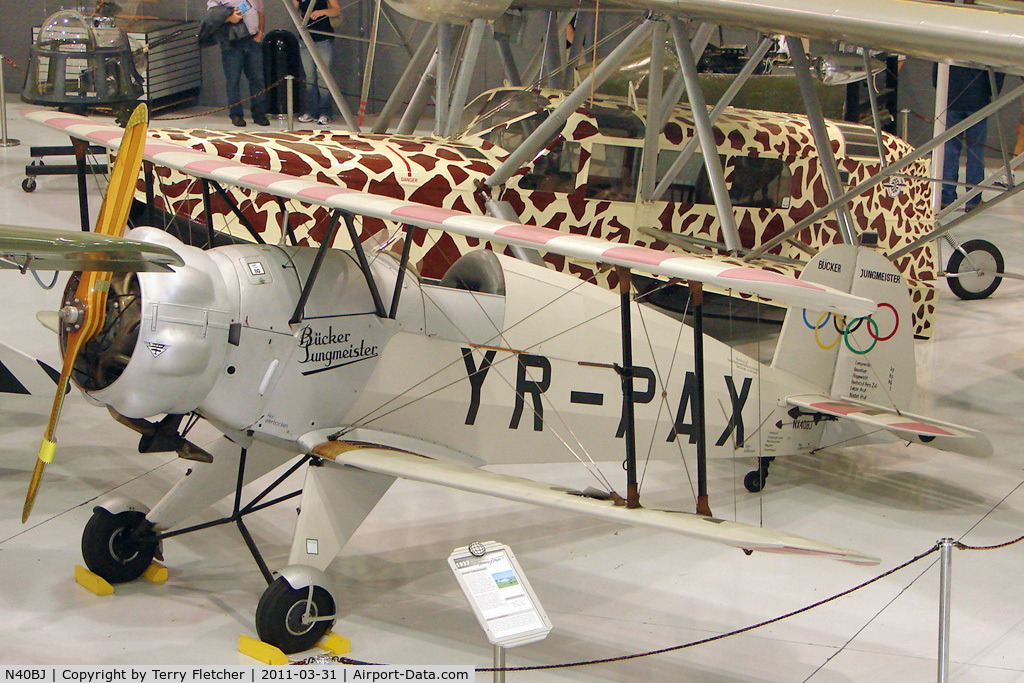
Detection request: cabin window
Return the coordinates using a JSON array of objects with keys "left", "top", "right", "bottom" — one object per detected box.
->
[
  {"left": 588, "top": 105, "right": 645, "bottom": 139},
  {"left": 727, "top": 157, "right": 792, "bottom": 209},
  {"left": 464, "top": 90, "right": 550, "bottom": 137},
  {"left": 584, "top": 143, "right": 641, "bottom": 201},
  {"left": 519, "top": 140, "right": 581, "bottom": 193},
  {"left": 655, "top": 150, "right": 713, "bottom": 204},
  {"left": 656, "top": 151, "right": 792, "bottom": 209},
  {"left": 481, "top": 111, "right": 555, "bottom": 156}
]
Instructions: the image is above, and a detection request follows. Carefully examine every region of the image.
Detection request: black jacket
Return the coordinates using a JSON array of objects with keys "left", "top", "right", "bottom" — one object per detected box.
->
[{"left": 198, "top": 4, "right": 251, "bottom": 48}]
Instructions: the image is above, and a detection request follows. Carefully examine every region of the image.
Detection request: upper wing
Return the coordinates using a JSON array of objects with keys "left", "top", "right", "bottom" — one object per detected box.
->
[
  {"left": 24, "top": 109, "right": 874, "bottom": 319},
  {"left": 310, "top": 439, "right": 879, "bottom": 565},
  {"left": 787, "top": 394, "right": 992, "bottom": 457},
  {"left": 388, "top": 0, "right": 1024, "bottom": 75},
  {"left": 0, "top": 223, "right": 184, "bottom": 273}
]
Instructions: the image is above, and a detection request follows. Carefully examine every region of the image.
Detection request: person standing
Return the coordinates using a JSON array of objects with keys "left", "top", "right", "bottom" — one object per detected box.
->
[
  {"left": 208, "top": 0, "right": 270, "bottom": 127},
  {"left": 939, "top": 65, "right": 1004, "bottom": 210},
  {"left": 293, "top": 0, "right": 340, "bottom": 126}
]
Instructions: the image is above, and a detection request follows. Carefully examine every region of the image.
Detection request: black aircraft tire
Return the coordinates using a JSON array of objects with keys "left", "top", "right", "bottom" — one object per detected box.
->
[
  {"left": 255, "top": 577, "right": 336, "bottom": 654},
  {"left": 947, "top": 239, "right": 1003, "bottom": 300},
  {"left": 81, "top": 508, "right": 157, "bottom": 584},
  {"left": 744, "top": 470, "right": 765, "bottom": 493}
]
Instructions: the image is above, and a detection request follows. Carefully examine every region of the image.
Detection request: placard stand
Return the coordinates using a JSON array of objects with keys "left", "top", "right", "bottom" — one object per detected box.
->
[{"left": 448, "top": 541, "right": 552, "bottom": 681}]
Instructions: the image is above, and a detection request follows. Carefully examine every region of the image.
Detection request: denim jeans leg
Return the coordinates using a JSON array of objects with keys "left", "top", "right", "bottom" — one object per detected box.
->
[
  {"left": 941, "top": 109, "right": 967, "bottom": 207},
  {"left": 963, "top": 117, "right": 988, "bottom": 207},
  {"left": 242, "top": 39, "right": 267, "bottom": 118},
  {"left": 221, "top": 45, "right": 245, "bottom": 119},
  {"left": 299, "top": 44, "right": 320, "bottom": 117},
  {"left": 314, "top": 40, "right": 334, "bottom": 118}
]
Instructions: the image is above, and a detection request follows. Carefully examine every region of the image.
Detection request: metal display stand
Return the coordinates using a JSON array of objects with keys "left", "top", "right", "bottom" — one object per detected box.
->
[
  {"left": 448, "top": 541, "right": 552, "bottom": 681},
  {"left": 0, "top": 54, "right": 19, "bottom": 148}
]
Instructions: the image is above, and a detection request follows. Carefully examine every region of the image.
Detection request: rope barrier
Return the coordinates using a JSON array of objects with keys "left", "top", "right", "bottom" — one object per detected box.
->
[
  {"left": 287, "top": 530, "right": 1024, "bottom": 670},
  {"left": 151, "top": 74, "right": 292, "bottom": 122}
]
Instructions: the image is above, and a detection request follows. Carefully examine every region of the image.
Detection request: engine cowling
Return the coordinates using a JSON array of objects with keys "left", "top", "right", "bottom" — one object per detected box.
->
[{"left": 79, "top": 227, "right": 234, "bottom": 418}]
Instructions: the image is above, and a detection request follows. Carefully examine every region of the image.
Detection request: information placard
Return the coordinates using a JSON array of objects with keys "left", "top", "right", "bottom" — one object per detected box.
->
[{"left": 448, "top": 541, "right": 552, "bottom": 648}]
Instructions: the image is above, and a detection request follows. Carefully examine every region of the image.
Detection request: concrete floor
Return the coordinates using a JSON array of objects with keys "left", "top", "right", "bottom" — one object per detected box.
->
[{"left": 2, "top": 103, "right": 1024, "bottom": 680}]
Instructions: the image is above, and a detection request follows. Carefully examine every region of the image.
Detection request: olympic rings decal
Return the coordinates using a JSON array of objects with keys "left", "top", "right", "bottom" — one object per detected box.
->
[{"left": 802, "top": 303, "right": 899, "bottom": 353}]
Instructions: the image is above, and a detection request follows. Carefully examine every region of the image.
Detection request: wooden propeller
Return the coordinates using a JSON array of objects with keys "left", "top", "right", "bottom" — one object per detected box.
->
[{"left": 23, "top": 103, "right": 150, "bottom": 523}]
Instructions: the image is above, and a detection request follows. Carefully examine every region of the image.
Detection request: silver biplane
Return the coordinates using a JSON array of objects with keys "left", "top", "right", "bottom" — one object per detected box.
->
[{"left": 0, "top": 104, "right": 986, "bottom": 655}]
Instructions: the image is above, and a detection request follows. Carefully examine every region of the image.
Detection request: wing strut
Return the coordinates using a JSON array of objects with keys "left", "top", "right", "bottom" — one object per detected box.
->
[
  {"left": 388, "top": 225, "right": 415, "bottom": 319},
  {"left": 210, "top": 180, "right": 266, "bottom": 245},
  {"left": 617, "top": 268, "right": 640, "bottom": 509},
  {"left": 289, "top": 209, "right": 342, "bottom": 325},
  {"left": 342, "top": 212, "right": 386, "bottom": 318},
  {"left": 689, "top": 281, "right": 711, "bottom": 517}
]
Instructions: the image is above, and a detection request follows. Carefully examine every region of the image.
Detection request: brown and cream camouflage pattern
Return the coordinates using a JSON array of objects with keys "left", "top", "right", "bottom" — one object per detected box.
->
[{"left": 141, "top": 88, "right": 939, "bottom": 336}]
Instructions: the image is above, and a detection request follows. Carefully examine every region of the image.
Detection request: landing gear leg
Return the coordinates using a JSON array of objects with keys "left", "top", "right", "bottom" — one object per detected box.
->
[{"left": 744, "top": 456, "right": 775, "bottom": 493}]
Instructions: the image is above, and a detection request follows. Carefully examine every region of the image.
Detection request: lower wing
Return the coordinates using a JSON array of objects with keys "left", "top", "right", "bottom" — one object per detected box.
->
[{"left": 308, "top": 439, "right": 879, "bottom": 566}]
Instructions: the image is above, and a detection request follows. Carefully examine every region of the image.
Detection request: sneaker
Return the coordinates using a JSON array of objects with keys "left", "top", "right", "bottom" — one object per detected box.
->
[
  {"left": 297, "top": 113, "right": 315, "bottom": 123},
  {"left": 253, "top": 115, "right": 271, "bottom": 126},
  {"left": 317, "top": 115, "right": 331, "bottom": 126},
  {"left": 231, "top": 116, "right": 246, "bottom": 127}
]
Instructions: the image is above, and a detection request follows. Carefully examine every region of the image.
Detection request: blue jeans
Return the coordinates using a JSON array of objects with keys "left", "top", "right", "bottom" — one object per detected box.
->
[
  {"left": 299, "top": 40, "right": 334, "bottom": 118},
  {"left": 941, "top": 109, "right": 987, "bottom": 208},
  {"left": 221, "top": 36, "right": 266, "bottom": 119}
]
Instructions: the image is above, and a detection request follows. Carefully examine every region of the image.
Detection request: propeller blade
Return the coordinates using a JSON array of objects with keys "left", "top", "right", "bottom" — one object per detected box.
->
[
  {"left": 23, "top": 103, "right": 149, "bottom": 523},
  {"left": 36, "top": 310, "right": 59, "bottom": 334}
]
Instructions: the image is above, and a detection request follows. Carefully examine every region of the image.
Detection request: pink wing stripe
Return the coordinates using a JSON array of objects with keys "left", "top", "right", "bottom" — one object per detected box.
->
[
  {"left": 236, "top": 171, "right": 294, "bottom": 187},
  {"left": 179, "top": 158, "right": 240, "bottom": 174},
  {"left": 145, "top": 143, "right": 196, "bottom": 156},
  {"left": 296, "top": 184, "right": 357, "bottom": 201},
  {"left": 810, "top": 402, "right": 865, "bottom": 415},
  {"left": 603, "top": 245, "right": 679, "bottom": 267},
  {"left": 493, "top": 224, "right": 559, "bottom": 245},
  {"left": 391, "top": 205, "right": 464, "bottom": 223},
  {"left": 44, "top": 117, "right": 89, "bottom": 130},
  {"left": 719, "top": 267, "right": 825, "bottom": 291},
  {"left": 892, "top": 422, "right": 956, "bottom": 436}
]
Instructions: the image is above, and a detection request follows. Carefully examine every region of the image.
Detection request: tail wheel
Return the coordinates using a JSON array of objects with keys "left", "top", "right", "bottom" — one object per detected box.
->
[
  {"left": 946, "top": 239, "right": 1003, "bottom": 300},
  {"left": 81, "top": 508, "right": 157, "bottom": 583},
  {"left": 255, "top": 576, "right": 336, "bottom": 654}
]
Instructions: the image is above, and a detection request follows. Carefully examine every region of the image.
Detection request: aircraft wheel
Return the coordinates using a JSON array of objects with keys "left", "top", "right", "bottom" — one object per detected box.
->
[
  {"left": 947, "top": 239, "right": 1003, "bottom": 300},
  {"left": 81, "top": 508, "right": 157, "bottom": 583},
  {"left": 21, "top": 177, "right": 36, "bottom": 193},
  {"left": 743, "top": 470, "right": 765, "bottom": 493},
  {"left": 255, "top": 576, "right": 336, "bottom": 654}
]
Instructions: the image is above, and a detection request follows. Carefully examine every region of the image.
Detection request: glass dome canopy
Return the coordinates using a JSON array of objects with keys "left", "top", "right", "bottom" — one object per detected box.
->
[{"left": 22, "top": 9, "right": 142, "bottom": 107}]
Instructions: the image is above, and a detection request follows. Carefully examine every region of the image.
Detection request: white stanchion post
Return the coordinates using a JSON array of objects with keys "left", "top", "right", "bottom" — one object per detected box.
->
[
  {"left": 285, "top": 75, "right": 294, "bottom": 132},
  {"left": 493, "top": 644, "right": 505, "bottom": 683},
  {"left": 937, "top": 538, "right": 954, "bottom": 683},
  {"left": 0, "top": 55, "right": 21, "bottom": 148}
]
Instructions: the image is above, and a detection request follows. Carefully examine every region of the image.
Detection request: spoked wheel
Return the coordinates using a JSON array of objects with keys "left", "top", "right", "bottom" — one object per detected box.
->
[
  {"left": 946, "top": 239, "right": 1004, "bottom": 300},
  {"left": 255, "top": 576, "right": 336, "bottom": 654},
  {"left": 81, "top": 508, "right": 157, "bottom": 583}
]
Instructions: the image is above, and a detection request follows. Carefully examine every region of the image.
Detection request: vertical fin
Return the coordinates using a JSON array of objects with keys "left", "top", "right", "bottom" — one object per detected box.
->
[{"left": 772, "top": 244, "right": 915, "bottom": 411}]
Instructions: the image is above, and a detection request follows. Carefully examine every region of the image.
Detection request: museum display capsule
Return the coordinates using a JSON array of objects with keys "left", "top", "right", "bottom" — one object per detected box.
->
[{"left": 22, "top": 10, "right": 142, "bottom": 109}]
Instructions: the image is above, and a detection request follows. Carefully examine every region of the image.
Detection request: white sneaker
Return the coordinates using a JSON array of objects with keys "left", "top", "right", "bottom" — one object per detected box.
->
[
  {"left": 297, "top": 113, "right": 315, "bottom": 123},
  {"left": 317, "top": 115, "right": 331, "bottom": 125}
]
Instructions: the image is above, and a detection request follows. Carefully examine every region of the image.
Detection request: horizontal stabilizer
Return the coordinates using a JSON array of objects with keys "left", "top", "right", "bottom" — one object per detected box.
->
[
  {"left": 787, "top": 394, "right": 992, "bottom": 457},
  {"left": 311, "top": 440, "right": 878, "bottom": 565},
  {"left": 24, "top": 109, "right": 875, "bottom": 319},
  {"left": 0, "top": 224, "right": 183, "bottom": 273}
]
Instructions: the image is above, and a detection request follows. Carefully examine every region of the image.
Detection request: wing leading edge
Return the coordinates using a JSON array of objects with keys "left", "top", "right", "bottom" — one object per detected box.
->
[
  {"left": 23, "top": 109, "right": 875, "bottom": 319},
  {"left": 0, "top": 223, "right": 184, "bottom": 273},
  {"left": 310, "top": 440, "right": 880, "bottom": 565}
]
